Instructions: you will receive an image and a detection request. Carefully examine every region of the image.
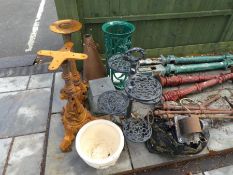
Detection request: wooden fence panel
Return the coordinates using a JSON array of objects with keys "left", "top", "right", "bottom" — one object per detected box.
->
[{"left": 54, "top": 0, "right": 233, "bottom": 56}]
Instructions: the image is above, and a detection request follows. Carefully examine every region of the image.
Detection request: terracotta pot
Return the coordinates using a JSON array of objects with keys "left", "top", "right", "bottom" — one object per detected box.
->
[{"left": 83, "top": 34, "right": 106, "bottom": 81}]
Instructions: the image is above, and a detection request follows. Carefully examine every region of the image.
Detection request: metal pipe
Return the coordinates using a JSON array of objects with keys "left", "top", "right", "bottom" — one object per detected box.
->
[
  {"left": 165, "top": 59, "right": 233, "bottom": 75},
  {"left": 154, "top": 109, "right": 233, "bottom": 115},
  {"left": 159, "top": 114, "right": 233, "bottom": 120},
  {"left": 163, "top": 73, "right": 233, "bottom": 101},
  {"left": 202, "top": 94, "right": 221, "bottom": 107},
  {"left": 158, "top": 74, "right": 218, "bottom": 87},
  {"left": 161, "top": 54, "right": 233, "bottom": 65},
  {"left": 160, "top": 104, "right": 227, "bottom": 111}
]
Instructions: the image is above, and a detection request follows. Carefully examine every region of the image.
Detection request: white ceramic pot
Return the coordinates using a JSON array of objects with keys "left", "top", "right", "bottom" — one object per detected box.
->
[{"left": 75, "top": 119, "right": 124, "bottom": 169}]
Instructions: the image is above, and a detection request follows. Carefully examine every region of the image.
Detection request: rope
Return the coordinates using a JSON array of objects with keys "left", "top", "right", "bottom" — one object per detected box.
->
[{"left": 179, "top": 98, "right": 203, "bottom": 118}]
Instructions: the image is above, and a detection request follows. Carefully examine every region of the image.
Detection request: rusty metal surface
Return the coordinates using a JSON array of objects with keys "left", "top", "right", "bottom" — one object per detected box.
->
[
  {"left": 83, "top": 34, "right": 106, "bottom": 81},
  {"left": 160, "top": 94, "right": 222, "bottom": 111},
  {"left": 37, "top": 44, "right": 87, "bottom": 71},
  {"left": 59, "top": 61, "right": 94, "bottom": 152},
  {"left": 163, "top": 72, "right": 233, "bottom": 101},
  {"left": 155, "top": 94, "right": 233, "bottom": 121},
  {"left": 174, "top": 115, "right": 202, "bottom": 144},
  {"left": 48, "top": 20, "right": 89, "bottom": 103},
  {"left": 160, "top": 103, "right": 226, "bottom": 111},
  {"left": 158, "top": 74, "right": 218, "bottom": 87},
  {"left": 154, "top": 109, "right": 233, "bottom": 115},
  {"left": 178, "top": 116, "right": 202, "bottom": 135},
  {"left": 201, "top": 94, "right": 222, "bottom": 107},
  {"left": 37, "top": 43, "right": 94, "bottom": 152},
  {"left": 49, "top": 19, "right": 82, "bottom": 35}
]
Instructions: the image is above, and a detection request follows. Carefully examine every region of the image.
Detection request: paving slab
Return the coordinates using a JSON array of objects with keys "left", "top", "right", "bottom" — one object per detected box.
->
[
  {"left": 45, "top": 114, "right": 132, "bottom": 175},
  {"left": 0, "top": 88, "right": 51, "bottom": 138},
  {"left": 187, "top": 89, "right": 232, "bottom": 105},
  {"left": 0, "top": 138, "right": 12, "bottom": 174},
  {"left": 28, "top": 73, "right": 53, "bottom": 89},
  {"left": 0, "top": 76, "right": 29, "bottom": 93},
  {"left": 0, "top": 55, "right": 35, "bottom": 69},
  {"left": 132, "top": 102, "right": 154, "bottom": 118},
  {"left": 52, "top": 72, "right": 66, "bottom": 113},
  {"left": 207, "top": 123, "right": 233, "bottom": 152},
  {"left": 0, "top": 64, "right": 52, "bottom": 78},
  {"left": 222, "top": 80, "right": 233, "bottom": 90},
  {"left": 204, "top": 165, "right": 233, "bottom": 175},
  {"left": 127, "top": 141, "right": 209, "bottom": 169},
  {"left": 5, "top": 133, "right": 45, "bottom": 175}
]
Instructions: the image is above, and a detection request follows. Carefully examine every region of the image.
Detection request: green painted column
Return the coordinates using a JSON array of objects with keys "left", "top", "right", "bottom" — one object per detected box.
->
[
  {"left": 165, "top": 58, "right": 233, "bottom": 75},
  {"left": 161, "top": 54, "right": 233, "bottom": 65}
]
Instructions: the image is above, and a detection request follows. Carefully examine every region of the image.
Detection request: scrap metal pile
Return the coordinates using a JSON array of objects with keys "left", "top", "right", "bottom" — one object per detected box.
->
[
  {"left": 98, "top": 48, "right": 233, "bottom": 155},
  {"left": 37, "top": 19, "right": 233, "bottom": 169}
]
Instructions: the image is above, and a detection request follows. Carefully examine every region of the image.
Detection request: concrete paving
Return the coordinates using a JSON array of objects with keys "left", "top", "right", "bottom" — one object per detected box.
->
[
  {"left": 127, "top": 141, "right": 209, "bottom": 169},
  {"left": 0, "top": 76, "right": 29, "bottom": 93},
  {"left": 0, "top": 55, "right": 36, "bottom": 69},
  {"left": 52, "top": 72, "right": 66, "bottom": 113},
  {"left": 0, "top": 138, "right": 12, "bottom": 174},
  {"left": 45, "top": 114, "right": 132, "bottom": 175},
  {"left": 28, "top": 73, "right": 53, "bottom": 89},
  {"left": 0, "top": 88, "right": 50, "bottom": 138},
  {"left": 5, "top": 133, "right": 45, "bottom": 175},
  {"left": 0, "top": 66, "right": 233, "bottom": 174},
  {"left": 208, "top": 123, "right": 233, "bottom": 151},
  {"left": 0, "top": 64, "right": 52, "bottom": 78},
  {"left": 204, "top": 165, "right": 233, "bottom": 175}
]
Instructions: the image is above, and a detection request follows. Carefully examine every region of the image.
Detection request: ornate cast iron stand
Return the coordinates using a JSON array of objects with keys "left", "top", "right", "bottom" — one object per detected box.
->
[
  {"left": 50, "top": 19, "right": 87, "bottom": 103},
  {"left": 98, "top": 48, "right": 162, "bottom": 143},
  {"left": 37, "top": 42, "right": 95, "bottom": 152}
]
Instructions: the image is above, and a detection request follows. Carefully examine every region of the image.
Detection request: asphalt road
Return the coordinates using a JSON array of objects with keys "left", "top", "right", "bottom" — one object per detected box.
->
[{"left": 0, "top": 0, "right": 63, "bottom": 59}]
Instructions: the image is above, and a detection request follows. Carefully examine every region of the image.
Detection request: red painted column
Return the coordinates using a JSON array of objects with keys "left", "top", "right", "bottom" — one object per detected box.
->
[
  {"left": 163, "top": 73, "right": 233, "bottom": 101},
  {"left": 158, "top": 74, "right": 218, "bottom": 87}
]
